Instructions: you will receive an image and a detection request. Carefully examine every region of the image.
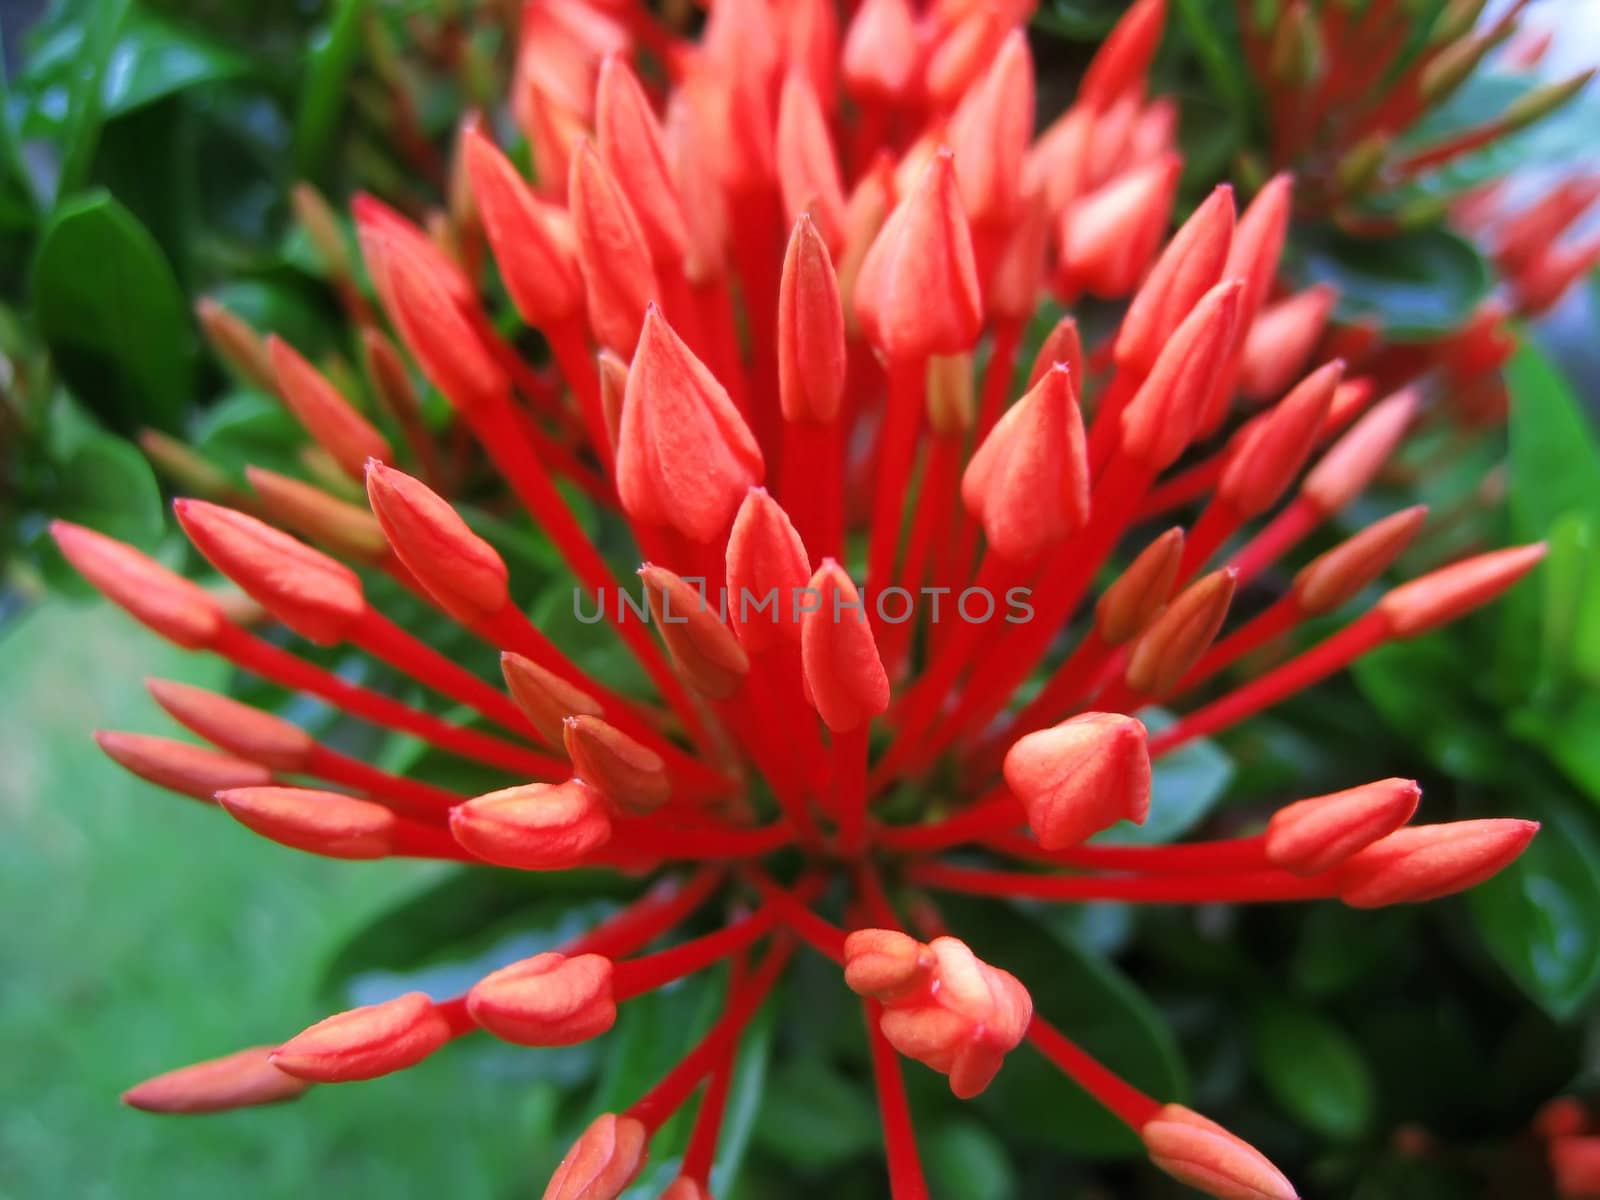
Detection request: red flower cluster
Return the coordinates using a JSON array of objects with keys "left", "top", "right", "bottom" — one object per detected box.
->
[{"left": 61, "top": 1, "right": 1551, "bottom": 1195}]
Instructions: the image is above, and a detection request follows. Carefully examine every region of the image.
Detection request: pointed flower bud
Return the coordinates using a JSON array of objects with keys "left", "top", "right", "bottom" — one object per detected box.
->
[
  {"left": 246, "top": 467, "right": 389, "bottom": 563},
  {"left": 464, "top": 128, "right": 584, "bottom": 326},
  {"left": 1126, "top": 569, "right": 1237, "bottom": 698},
  {"left": 291, "top": 182, "right": 352, "bottom": 280},
  {"left": 1096, "top": 527, "right": 1186, "bottom": 645},
  {"left": 1226, "top": 174, "right": 1294, "bottom": 327},
  {"left": 947, "top": 31, "right": 1034, "bottom": 226},
  {"left": 778, "top": 216, "right": 848, "bottom": 424},
  {"left": 1115, "top": 184, "right": 1235, "bottom": 377},
  {"left": 569, "top": 140, "right": 658, "bottom": 355},
  {"left": 841, "top": 0, "right": 920, "bottom": 101},
  {"left": 619, "top": 307, "right": 764, "bottom": 544},
  {"left": 268, "top": 338, "right": 392, "bottom": 480},
  {"left": 174, "top": 500, "right": 365, "bottom": 645},
  {"left": 502, "top": 653, "right": 604, "bottom": 747},
  {"left": 1120, "top": 281, "right": 1242, "bottom": 469},
  {"left": 1300, "top": 388, "right": 1417, "bottom": 515},
  {"left": 989, "top": 188, "right": 1052, "bottom": 321},
  {"left": 123, "top": 1046, "right": 312, "bottom": 1114},
  {"left": 148, "top": 679, "right": 313, "bottom": 772},
  {"left": 1059, "top": 155, "right": 1181, "bottom": 298},
  {"left": 1379, "top": 544, "right": 1546, "bottom": 638},
  {"left": 777, "top": 74, "right": 847, "bottom": 253},
  {"left": 1027, "top": 316, "right": 1084, "bottom": 391},
  {"left": 639, "top": 565, "right": 751, "bottom": 700},
  {"left": 366, "top": 462, "right": 509, "bottom": 624},
  {"left": 96, "top": 731, "right": 271, "bottom": 802},
  {"left": 1236, "top": 285, "right": 1338, "bottom": 400},
  {"left": 855, "top": 150, "right": 983, "bottom": 360},
  {"left": 800, "top": 560, "right": 889, "bottom": 732},
  {"left": 467, "top": 952, "right": 617, "bottom": 1046},
  {"left": 1338, "top": 819, "right": 1539, "bottom": 907},
  {"left": 217, "top": 786, "right": 397, "bottom": 859},
  {"left": 598, "top": 348, "right": 628, "bottom": 453},
  {"left": 596, "top": 56, "right": 691, "bottom": 267},
  {"left": 451, "top": 780, "right": 613, "bottom": 870},
  {"left": 52, "top": 522, "right": 225, "bottom": 649},
  {"left": 1078, "top": 0, "right": 1167, "bottom": 110},
  {"left": 1004, "top": 713, "right": 1152, "bottom": 849},
  {"left": 138, "top": 430, "right": 236, "bottom": 500},
  {"left": 1142, "top": 1104, "right": 1299, "bottom": 1200},
  {"left": 843, "top": 928, "right": 936, "bottom": 1002},
  {"left": 564, "top": 715, "right": 670, "bottom": 814},
  {"left": 1292, "top": 505, "right": 1427, "bottom": 615},
  {"left": 381, "top": 241, "right": 510, "bottom": 412},
  {"left": 1219, "top": 360, "right": 1342, "bottom": 518},
  {"left": 726, "top": 488, "right": 811, "bottom": 653},
  {"left": 961, "top": 364, "right": 1089, "bottom": 562},
  {"left": 1266, "top": 778, "right": 1421, "bottom": 876},
  {"left": 195, "top": 297, "right": 276, "bottom": 392},
  {"left": 544, "top": 1112, "right": 649, "bottom": 1200},
  {"left": 272, "top": 992, "right": 453, "bottom": 1083}
]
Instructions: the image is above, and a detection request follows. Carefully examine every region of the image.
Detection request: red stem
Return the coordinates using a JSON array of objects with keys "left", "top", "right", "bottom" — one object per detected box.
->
[
  {"left": 833, "top": 725, "right": 873, "bottom": 854},
  {"left": 1026, "top": 1015, "right": 1163, "bottom": 1131},
  {"left": 1227, "top": 496, "right": 1321, "bottom": 585},
  {"left": 868, "top": 357, "right": 927, "bottom": 595},
  {"left": 984, "top": 832, "right": 1271, "bottom": 875},
  {"left": 864, "top": 999, "right": 931, "bottom": 1200},
  {"left": 746, "top": 870, "right": 847, "bottom": 962},
  {"left": 545, "top": 316, "right": 612, "bottom": 475},
  {"left": 907, "top": 860, "right": 1336, "bottom": 903},
  {"left": 612, "top": 906, "right": 783, "bottom": 1001}
]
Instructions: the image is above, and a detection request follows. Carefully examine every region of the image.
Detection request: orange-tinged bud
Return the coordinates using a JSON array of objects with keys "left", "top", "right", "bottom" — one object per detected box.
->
[
  {"left": 451, "top": 780, "right": 613, "bottom": 870},
  {"left": 1142, "top": 1104, "right": 1299, "bottom": 1200},
  {"left": 843, "top": 928, "right": 936, "bottom": 1002},
  {"left": 947, "top": 31, "right": 1034, "bottom": 226},
  {"left": 777, "top": 74, "right": 847, "bottom": 253},
  {"left": 365, "top": 462, "right": 509, "bottom": 624},
  {"left": 989, "top": 188, "right": 1052, "bottom": 321},
  {"left": 961, "top": 363, "right": 1089, "bottom": 562},
  {"left": 841, "top": 0, "right": 919, "bottom": 101},
  {"left": 217, "top": 786, "right": 397, "bottom": 859},
  {"left": 639, "top": 564, "right": 752, "bottom": 699},
  {"left": 777, "top": 216, "right": 847, "bottom": 424},
  {"left": 148, "top": 678, "right": 313, "bottom": 772},
  {"left": 1266, "top": 778, "right": 1421, "bottom": 875},
  {"left": 1126, "top": 568, "right": 1237, "bottom": 698},
  {"left": 355, "top": 192, "right": 472, "bottom": 306},
  {"left": 1219, "top": 360, "right": 1342, "bottom": 518},
  {"left": 138, "top": 429, "right": 235, "bottom": 499},
  {"left": 382, "top": 242, "right": 510, "bottom": 413},
  {"left": 1292, "top": 505, "right": 1427, "bottom": 615},
  {"left": 246, "top": 467, "right": 389, "bottom": 564},
  {"left": 468, "top": 952, "right": 617, "bottom": 1046},
  {"left": 1551, "top": 1136, "right": 1600, "bottom": 1199},
  {"left": 267, "top": 338, "right": 392, "bottom": 480},
  {"left": 726, "top": 488, "right": 811, "bottom": 653},
  {"left": 1004, "top": 712, "right": 1151, "bottom": 849},
  {"left": 1236, "top": 285, "right": 1338, "bottom": 400},
  {"left": 619, "top": 307, "right": 764, "bottom": 544},
  {"left": 1338, "top": 819, "right": 1539, "bottom": 907},
  {"left": 1300, "top": 388, "right": 1417, "bottom": 515},
  {"left": 51, "top": 521, "right": 225, "bottom": 649},
  {"left": 1226, "top": 173, "right": 1294, "bottom": 328},
  {"left": 1078, "top": 0, "right": 1166, "bottom": 111},
  {"left": 1059, "top": 154, "right": 1181, "bottom": 298},
  {"left": 465, "top": 128, "right": 584, "bottom": 326},
  {"left": 123, "top": 1046, "right": 311, "bottom": 1114},
  {"left": 597, "top": 348, "right": 628, "bottom": 454},
  {"left": 855, "top": 150, "right": 983, "bottom": 360},
  {"left": 568, "top": 140, "right": 658, "bottom": 355},
  {"left": 1115, "top": 184, "right": 1235, "bottom": 376},
  {"left": 544, "top": 1112, "right": 649, "bottom": 1200},
  {"left": 1027, "top": 316, "right": 1084, "bottom": 391},
  {"left": 800, "top": 559, "right": 889, "bottom": 732},
  {"left": 564, "top": 715, "right": 670, "bottom": 814},
  {"left": 291, "top": 182, "right": 351, "bottom": 280},
  {"left": 502, "top": 652, "right": 604, "bottom": 747},
  {"left": 1120, "top": 281, "right": 1242, "bottom": 469},
  {"left": 96, "top": 731, "right": 271, "bottom": 802},
  {"left": 1379, "top": 543, "right": 1546, "bottom": 638},
  {"left": 195, "top": 297, "right": 276, "bottom": 392},
  {"left": 596, "top": 56, "right": 691, "bottom": 267},
  {"left": 1096, "top": 527, "right": 1185, "bottom": 645},
  {"left": 272, "top": 992, "right": 453, "bottom": 1082},
  {"left": 174, "top": 500, "right": 365, "bottom": 645}
]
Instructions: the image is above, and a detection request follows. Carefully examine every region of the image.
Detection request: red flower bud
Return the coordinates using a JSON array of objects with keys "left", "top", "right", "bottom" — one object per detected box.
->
[
  {"left": 564, "top": 715, "right": 670, "bottom": 814},
  {"left": 597, "top": 348, "right": 628, "bottom": 454},
  {"left": 267, "top": 338, "right": 392, "bottom": 480},
  {"left": 96, "top": 731, "right": 271, "bottom": 802},
  {"left": 1536, "top": 1097, "right": 1589, "bottom": 1141},
  {"left": 777, "top": 74, "right": 847, "bottom": 253},
  {"left": 1004, "top": 712, "right": 1151, "bottom": 848},
  {"left": 1141, "top": 1104, "right": 1298, "bottom": 1200},
  {"left": 216, "top": 786, "right": 397, "bottom": 859},
  {"left": 960, "top": 363, "right": 1089, "bottom": 562},
  {"left": 618, "top": 307, "right": 764, "bottom": 544},
  {"left": 246, "top": 467, "right": 389, "bottom": 564},
  {"left": 450, "top": 780, "right": 613, "bottom": 870},
  {"left": 639, "top": 564, "right": 752, "bottom": 699},
  {"left": 122, "top": 1046, "right": 311, "bottom": 1114},
  {"left": 1058, "top": 155, "right": 1181, "bottom": 298},
  {"left": 947, "top": 30, "right": 1034, "bottom": 226},
  {"left": 726, "top": 488, "right": 811, "bottom": 653},
  {"left": 366, "top": 462, "right": 509, "bottom": 624},
  {"left": 855, "top": 150, "right": 983, "bottom": 360},
  {"left": 1027, "top": 315, "right": 1084, "bottom": 391},
  {"left": 1266, "top": 778, "right": 1421, "bottom": 876},
  {"left": 1236, "top": 285, "right": 1338, "bottom": 401},
  {"left": 1115, "top": 184, "right": 1235, "bottom": 377},
  {"left": 1125, "top": 569, "right": 1237, "bottom": 698},
  {"left": 1300, "top": 388, "right": 1417, "bottom": 516},
  {"left": 596, "top": 56, "right": 691, "bottom": 268},
  {"left": 1225, "top": 173, "right": 1294, "bottom": 329},
  {"left": 568, "top": 140, "right": 658, "bottom": 355},
  {"left": 148, "top": 678, "right": 314, "bottom": 771},
  {"left": 1077, "top": 0, "right": 1166, "bottom": 111},
  {"left": 1218, "top": 360, "right": 1342, "bottom": 518},
  {"left": 1551, "top": 1136, "right": 1600, "bottom": 1199},
  {"left": 382, "top": 239, "right": 510, "bottom": 413},
  {"left": 195, "top": 297, "right": 275, "bottom": 392},
  {"left": 1338, "top": 819, "right": 1539, "bottom": 907},
  {"left": 1378, "top": 544, "right": 1546, "bottom": 638},
  {"left": 843, "top": 928, "right": 937, "bottom": 1002},
  {"left": 1095, "top": 527, "right": 1185, "bottom": 646},
  {"left": 1291, "top": 506, "right": 1427, "bottom": 615},
  {"left": 52, "top": 521, "right": 225, "bottom": 649},
  {"left": 272, "top": 992, "right": 453, "bottom": 1082},
  {"left": 1120, "top": 280, "right": 1242, "bottom": 469},
  {"left": 467, "top": 952, "right": 617, "bottom": 1046},
  {"left": 544, "top": 1112, "right": 649, "bottom": 1200},
  {"left": 174, "top": 500, "right": 365, "bottom": 645},
  {"left": 502, "top": 652, "right": 604, "bottom": 747},
  {"left": 989, "top": 187, "right": 1052, "bottom": 321},
  {"left": 841, "top": 0, "right": 920, "bottom": 102},
  {"left": 800, "top": 559, "right": 890, "bottom": 732},
  {"left": 777, "top": 215, "right": 848, "bottom": 424}
]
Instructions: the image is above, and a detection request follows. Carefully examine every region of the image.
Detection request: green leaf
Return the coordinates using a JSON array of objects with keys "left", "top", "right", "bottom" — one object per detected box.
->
[
  {"left": 31, "top": 190, "right": 196, "bottom": 433},
  {"left": 1506, "top": 343, "right": 1600, "bottom": 539},
  {"left": 1172, "top": 0, "right": 1251, "bottom": 117},
  {"left": 1296, "top": 227, "right": 1490, "bottom": 338},
  {"left": 1352, "top": 636, "right": 1511, "bottom": 783},
  {"left": 295, "top": 0, "right": 370, "bottom": 179},
  {"left": 924, "top": 1119, "right": 1017, "bottom": 1200},
  {"left": 1469, "top": 790, "right": 1600, "bottom": 1021},
  {"left": 1512, "top": 691, "right": 1600, "bottom": 807},
  {"left": 54, "top": 0, "right": 132, "bottom": 199},
  {"left": 1248, "top": 998, "right": 1375, "bottom": 1140},
  {"left": 100, "top": 8, "right": 250, "bottom": 116},
  {"left": 752, "top": 1057, "right": 881, "bottom": 1170}
]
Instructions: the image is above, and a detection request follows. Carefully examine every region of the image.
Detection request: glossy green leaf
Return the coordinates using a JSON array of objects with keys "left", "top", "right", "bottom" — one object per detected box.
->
[
  {"left": 53, "top": 0, "right": 132, "bottom": 198},
  {"left": 1352, "top": 636, "right": 1511, "bottom": 783},
  {"left": 1506, "top": 344, "right": 1600, "bottom": 538},
  {"left": 100, "top": 8, "right": 249, "bottom": 115},
  {"left": 295, "top": 0, "right": 369, "bottom": 179},
  {"left": 1249, "top": 998, "right": 1375, "bottom": 1140},
  {"left": 752, "top": 1057, "right": 881, "bottom": 1170},
  {"left": 1296, "top": 227, "right": 1490, "bottom": 337},
  {"left": 925, "top": 1119, "right": 1017, "bottom": 1200},
  {"left": 31, "top": 190, "right": 196, "bottom": 433}
]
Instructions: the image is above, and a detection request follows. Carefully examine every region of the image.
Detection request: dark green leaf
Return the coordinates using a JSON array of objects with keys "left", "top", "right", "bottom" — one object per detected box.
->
[
  {"left": 26, "top": 423, "right": 164, "bottom": 593},
  {"left": 100, "top": 8, "right": 250, "bottom": 116},
  {"left": 1248, "top": 998, "right": 1375, "bottom": 1140},
  {"left": 54, "top": 0, "right": 132, "bottom": 198},
  {"left": 925, "top": 1119, "right": 1017, "bottom": 1200},
  {"left": 1506, "top": 344, "right": 1600, "bottom": 540},
  {"left": 1295, "top": 227, "right": 1490, "bottom": 338},
  {"left": 752, "top": 1057, "right": 880, "bottom": 1170},
  {"left": 295, "top": 0, "right": 369, "bottom": 180},
  {"left": 1351, "top": 636, "right": 1511, "bottom": 783}
]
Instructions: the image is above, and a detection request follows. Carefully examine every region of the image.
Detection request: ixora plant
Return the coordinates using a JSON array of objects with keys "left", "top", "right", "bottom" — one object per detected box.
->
[{"left": 43, "top": 0, "right": 1585, "bottom": 1195}]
